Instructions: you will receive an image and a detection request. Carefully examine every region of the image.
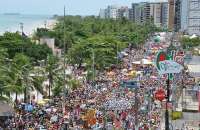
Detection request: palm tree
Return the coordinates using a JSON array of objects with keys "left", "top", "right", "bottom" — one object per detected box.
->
[
  {"left": 0, "top": 49, "right": 9, "bottom": 101},
  {"left": 45, "top": 55, "right": 59, "bottom": 98},
  {"left": 0, "top": 63, "right": 24, "bottom": 104},
  {"left": 0, "top": 53, "right": 33, "bottom": 104}
]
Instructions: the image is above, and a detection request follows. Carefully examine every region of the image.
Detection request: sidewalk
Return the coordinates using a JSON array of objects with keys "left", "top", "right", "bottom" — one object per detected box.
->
[{"left": 160, "top": 112, "right": 200, "bottom": 130}]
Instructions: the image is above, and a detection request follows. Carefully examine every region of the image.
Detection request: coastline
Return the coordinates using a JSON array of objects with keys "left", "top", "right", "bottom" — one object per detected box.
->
[{"left": 0, "top": 18, "right": 57, "bottom": 37}]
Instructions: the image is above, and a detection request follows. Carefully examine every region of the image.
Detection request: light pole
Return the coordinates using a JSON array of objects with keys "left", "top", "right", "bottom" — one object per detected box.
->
[
  {"left": 165, "top": 30, "right": 176, "bottom": 130},
  {"left": 116, "top": 42, "right": 119, "bottom": 65},
  {"left": 92, "top": 48, "right": 95, "bottom": 83},
  {"left": 165, "top": 77, "right": 170, "bottom": 130},
  {"left": 20, "top": 22, "right": 24, "bottom": 35},
  {"left": 44, "top": 20, "right": 47, "bottom": 29},
  {"left": 63, "top": 5, "right": 67, "bottom": 115}
]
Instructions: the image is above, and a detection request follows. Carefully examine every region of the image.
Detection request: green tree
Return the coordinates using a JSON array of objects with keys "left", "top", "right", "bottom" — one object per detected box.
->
[
  {"left": 12, "top": 53, "right": 32, "bottom": 103},
  {"left": 46, "top": 55, "right": 59, "bottom": 98},
  {"left": 0, "top": 32, "right": 52, "bottom": 61}
]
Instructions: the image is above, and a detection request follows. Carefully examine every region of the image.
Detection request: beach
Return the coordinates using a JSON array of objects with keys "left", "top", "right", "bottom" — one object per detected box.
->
[
  {"left": 0, "top": 14, "right": 57, "bottom": 36},
  {"left": 25, "top": 19, "right": 57, "bottom": 36}
]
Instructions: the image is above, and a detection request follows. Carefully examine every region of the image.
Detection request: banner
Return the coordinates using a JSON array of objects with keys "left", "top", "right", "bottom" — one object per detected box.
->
[{"left": 158, "top": 60, "right": 183, "bottom": 75}]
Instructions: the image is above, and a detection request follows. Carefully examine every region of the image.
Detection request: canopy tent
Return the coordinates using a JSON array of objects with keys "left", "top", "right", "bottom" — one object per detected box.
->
[
  {"left": 141, "top": 59, "right": 153, "bottom": 65},
  {"left": 132, "top": 59, "right": 152, "bottom": 65},
  {"left": 0, "top": 101, "right": 14, "bottom": 117},
  {"left": 132, "top": 61, "right": 141, "bottom": 65},
  {"left": 190, "top": 34, "right": 198, "bottom": 39}
]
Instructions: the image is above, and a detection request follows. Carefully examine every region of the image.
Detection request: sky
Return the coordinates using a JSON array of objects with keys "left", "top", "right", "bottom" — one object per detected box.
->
[{"left": 0, "top": 0, "right": 146, "bottom": 16}]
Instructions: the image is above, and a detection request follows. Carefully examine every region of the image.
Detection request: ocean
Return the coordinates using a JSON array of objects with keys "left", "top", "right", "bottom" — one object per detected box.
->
[{"left": 0, "top": 14, "right": 55, "bottom": 35}]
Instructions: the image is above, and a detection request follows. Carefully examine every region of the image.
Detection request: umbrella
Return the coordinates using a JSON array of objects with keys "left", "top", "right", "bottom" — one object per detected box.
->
[{"left": 0, "top": 101, "right": 14, "bottom": 117}]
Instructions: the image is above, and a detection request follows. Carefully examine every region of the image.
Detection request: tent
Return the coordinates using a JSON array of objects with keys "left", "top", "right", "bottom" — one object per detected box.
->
[
  {"left": 132, "top": 59, "right": 152, "bottom": 65},
  {"left": 190, "top": 34, "right": 198, "bottom": 39},
  {"left": 0, "top": 101, "right": 14, "bottom": 117},
  {"left": 132, "top": 61, "right": 141, "bottom": 65},
  {"left": 141, "top": 59, "right": 153, "bottom": 65}
]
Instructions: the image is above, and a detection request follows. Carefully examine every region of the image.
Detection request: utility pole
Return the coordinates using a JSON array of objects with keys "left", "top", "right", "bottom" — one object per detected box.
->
[
  {"left": 92, "top": 48, "right": 95, "bottom": 83},
  {"left": 134, "top": 87, "right": 138, "bottom": 130},
  {"left": 165, "top": 77, "right": 170, "bottom": 130},
  {"left": 116, "top": 43, "right": 118, "bottom": 65},
  {"left": 165, "top": 31, "right": 175, "bottom": 130},
  {"left": 63, "top": 5, "right": 67, "bottom": 114},
  {"left": 20, "top": 22, "right": 24, "bottom": 35},
  {"left": 44, "top": 20, "right": 47, "bottom": 29}
]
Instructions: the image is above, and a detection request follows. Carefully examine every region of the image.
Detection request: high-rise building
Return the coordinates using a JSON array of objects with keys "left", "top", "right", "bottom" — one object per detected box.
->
[
  {"left": 107, "top": 5, "right": 119, "bottom": 19},
  {"left": 130, "top": 2, "right": 168, "bottom": 26},
  {"left": 99, "top": 5, "right": 132, "bottom": 20},
  {"left": 174, "top": 0, "right": 181, "bottom": 32},
  {"left": 99, "top": 2, "right": 169, "bottom": 29},
  {"left": 132, "top": 2, "right": 151, "bottom": 24},
  {"left": 180, "top": 0, "right": 200, "bottom": 35},
  {"left": 180, "top": 0, "right": 188, "bottom": 32},
  {"left": 99, "top": 9, "right": 106, "bottom": 19},
  {"left": 153, "top": 3, "right": 162, "bottom": 27},
  {"left": 168, "top": 0, "right": 175, "bottom": 30},
  {"left": 118, "top": 6, "right": 129, "bottom": 19},
  {"left": 132, "top": 3, "right": 139, "bottom": 22},
  {"left": 161, "top": 2, "right": 169, "bottom": 28},
  {"left": 128, "top": 8, "right": 134, "bottom": 20},
  {"left": 144, "top": 3, "right": 152, "bottom": 22},
  {"left": 187, "top": 0, "right": 200, "bottom": 35}
]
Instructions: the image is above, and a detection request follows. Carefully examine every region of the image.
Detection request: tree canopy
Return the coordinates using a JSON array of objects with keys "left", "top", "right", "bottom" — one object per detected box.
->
[
  {"left": 181, "top": 37, "right": 200, "bottom": 49},
  {"left": 0, "top": 32, "right": 52, "bottom": 62},
  {"left": 35, "top": 16, "right": 158, "bottom": 69}
]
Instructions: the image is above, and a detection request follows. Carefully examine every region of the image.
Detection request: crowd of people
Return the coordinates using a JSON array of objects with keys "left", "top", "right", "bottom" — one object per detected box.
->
[{"left": 2, "top": 34, "right": 191, "bottom": 130}]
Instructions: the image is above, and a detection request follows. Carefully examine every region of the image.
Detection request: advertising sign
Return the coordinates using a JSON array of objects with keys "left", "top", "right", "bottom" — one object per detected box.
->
[
  {"left": 158, "top": 60, "right": 183, "bottom": 74},
  {"left": 156, "top": 51, "right": 183, "bottom": 78}
]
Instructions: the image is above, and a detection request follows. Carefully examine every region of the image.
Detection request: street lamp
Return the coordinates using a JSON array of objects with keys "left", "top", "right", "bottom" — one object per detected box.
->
[
  {"left": 20, "top": 22, "right": 24, "bottom": 35},
  {"left": 63, "top": 5, "right": 67, "bottom": 115}
]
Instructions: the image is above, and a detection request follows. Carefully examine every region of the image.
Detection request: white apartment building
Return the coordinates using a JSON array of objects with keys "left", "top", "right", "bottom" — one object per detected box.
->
[
  {"left": 153, "top": 3, "right": 162, "bottom": 27},
  {"left": 108, "top": 5, "right": 119, "bottom": 19},
  {"left": 181, "top": 0, "right": 200, "bottom": 35},
  {"left": 187, "top": 0, "right": 200, "bottom": 35},
  {"left": 99, "top": 9, "right": 106, "bottom": 19}
]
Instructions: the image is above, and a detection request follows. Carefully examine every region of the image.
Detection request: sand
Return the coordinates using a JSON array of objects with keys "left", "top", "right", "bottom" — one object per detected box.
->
[{"left": 0, "top": 19, "right": 57, "bottom": 37}]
